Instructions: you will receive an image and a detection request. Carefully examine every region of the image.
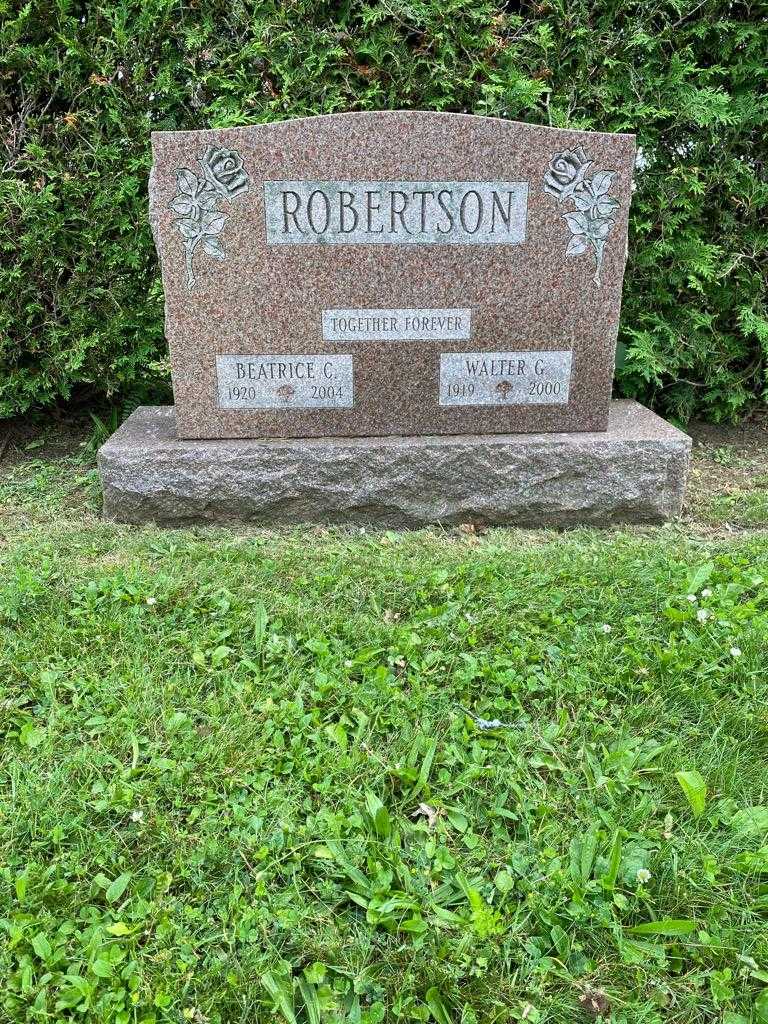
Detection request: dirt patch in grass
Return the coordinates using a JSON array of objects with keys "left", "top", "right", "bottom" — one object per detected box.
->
[
  {"left": 0, "top": 413, "right": 94, "bottom": 469},
  {"left": 688, "top": 413, "right": 768, "bottom": 471},
  {"left": 685, "top": 414, "right": 768, "bottom": 528}
]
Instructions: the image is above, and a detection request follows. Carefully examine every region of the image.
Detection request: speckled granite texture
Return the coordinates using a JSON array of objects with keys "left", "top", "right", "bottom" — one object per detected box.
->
[
  {"left": 98, "top": 401, "right": 690, "bottom": 527},
  {"left": 150, "top": 112, "right": 636, "bottom": 439}
]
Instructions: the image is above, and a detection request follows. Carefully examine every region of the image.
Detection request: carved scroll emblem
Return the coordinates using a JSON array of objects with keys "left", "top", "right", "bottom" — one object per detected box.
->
[
  {"left": 543, "top": 148, "right": 619, "bottom": 286},
  {"left": 170, "top": 147, "right": 250, "bottom": 290}
]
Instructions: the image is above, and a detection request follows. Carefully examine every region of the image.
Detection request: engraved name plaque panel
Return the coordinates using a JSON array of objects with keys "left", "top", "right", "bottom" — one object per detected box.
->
[
  {"left": 217, "top": 355, "right": 352, "bottom": 409},
  {"left": 150, "top": 111, "right": 636, "bottom": 439},
  {"left": 439, "top": 351, "right": 572, "bottom": 406}
]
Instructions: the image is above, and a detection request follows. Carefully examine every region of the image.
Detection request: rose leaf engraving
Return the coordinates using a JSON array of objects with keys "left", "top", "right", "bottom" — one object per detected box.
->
[
  {"left": 565, "top": 234, "right": 589, "bottom": 256},
  {"left": 169, "top": 148, "right": 249, "bottom": 290},
  {"left": 543, "top": 148, "right": 619, "bottom": 287}
]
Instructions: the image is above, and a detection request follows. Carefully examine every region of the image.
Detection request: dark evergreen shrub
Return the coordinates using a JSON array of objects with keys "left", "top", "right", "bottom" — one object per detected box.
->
[{"left": 1, "top": 1, "right": 765, "bottom": 421}]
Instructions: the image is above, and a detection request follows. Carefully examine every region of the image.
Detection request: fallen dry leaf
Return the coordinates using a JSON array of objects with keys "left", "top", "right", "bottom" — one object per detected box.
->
[
  {"left": 578, "top": 987, "right": 610, "bottom": 1018},
  {"left": 411, "top": 803, "right": 439, "bottom": 828}
]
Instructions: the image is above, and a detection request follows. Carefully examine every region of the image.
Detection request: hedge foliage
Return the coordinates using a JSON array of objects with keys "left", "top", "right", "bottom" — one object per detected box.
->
[{"left": 1, "top": 0, "right": 766, "bottom": 422}]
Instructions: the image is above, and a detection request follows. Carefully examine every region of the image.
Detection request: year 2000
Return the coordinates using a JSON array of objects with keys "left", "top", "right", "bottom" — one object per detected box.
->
[{"left": 528, "top": 380, "right": 562, "bottom": 396}]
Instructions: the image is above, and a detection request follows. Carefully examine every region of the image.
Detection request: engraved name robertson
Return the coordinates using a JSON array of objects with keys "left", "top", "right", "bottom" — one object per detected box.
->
[{"left": 264, "top": 181, "right": 528, "bottom": 245}]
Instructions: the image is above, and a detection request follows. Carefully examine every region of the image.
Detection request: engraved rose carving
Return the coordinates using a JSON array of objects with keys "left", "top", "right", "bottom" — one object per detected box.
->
[
  {"left": 170, "top": 147, "right": 250, "bottom": 290},
  {"left": 543, "top": 147, "right": 591, "bottom": 202},
  {"left": 543, "top": 148, "right": 620, "bottom": 287},
  {"left": 201, "top": 146, "right": 249, "bottom": 198}
]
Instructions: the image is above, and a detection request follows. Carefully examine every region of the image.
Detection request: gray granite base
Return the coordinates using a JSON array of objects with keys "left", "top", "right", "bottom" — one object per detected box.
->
[{"left": 98, "top": 401, "right": 690, "bottom": 527}]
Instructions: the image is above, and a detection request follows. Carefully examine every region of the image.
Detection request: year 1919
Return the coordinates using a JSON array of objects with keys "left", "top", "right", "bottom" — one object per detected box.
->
[{"left": 445, "top": 382, "right": 475, "bottom": 399}]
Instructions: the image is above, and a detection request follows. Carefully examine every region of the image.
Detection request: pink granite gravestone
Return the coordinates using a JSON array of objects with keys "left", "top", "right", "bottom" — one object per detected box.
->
[
  {"left": 149, "top": 111, "right": 637, "bottom": 440},
  {"left": 98, "top": 112, "right": 691, "bottom": 527}
]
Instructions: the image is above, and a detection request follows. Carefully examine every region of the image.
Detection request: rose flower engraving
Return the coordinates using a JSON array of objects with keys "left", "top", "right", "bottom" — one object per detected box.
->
[
  {"left": 543, "top": 147, "right": 619, "bottom": 286},
  {"left": 543, "top": 148, "right": 592, "bottom": 201},
  {"left": 170, "top": 147, "right": 250, "bottom": 290},
  {"left": 200, "top": 147, "right": 249, "bottom": 198}
]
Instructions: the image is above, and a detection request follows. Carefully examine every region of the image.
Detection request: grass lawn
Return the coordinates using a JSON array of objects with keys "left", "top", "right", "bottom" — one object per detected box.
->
[{"left": 1, "top": 418, "right": 768, "bottom": 1023}]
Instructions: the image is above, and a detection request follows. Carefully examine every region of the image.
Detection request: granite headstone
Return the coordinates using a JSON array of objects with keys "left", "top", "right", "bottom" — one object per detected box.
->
[
  {"left": 98, "top": 112, "right": 691, "bottom": 527},
  {"left": 149, "top": 111, "right": 637, "bottom": 439}
]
